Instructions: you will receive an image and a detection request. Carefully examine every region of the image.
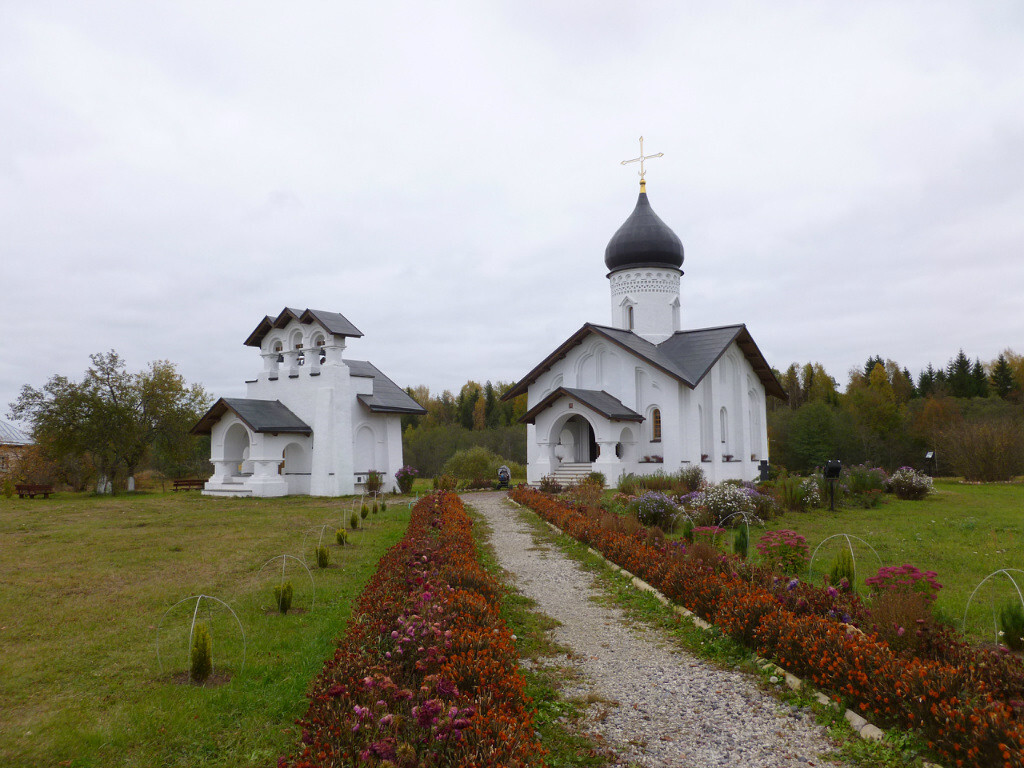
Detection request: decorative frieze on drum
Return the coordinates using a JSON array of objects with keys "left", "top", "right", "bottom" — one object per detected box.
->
[{"left": 609, "top": 271, "right": 680, "bottom": 297}]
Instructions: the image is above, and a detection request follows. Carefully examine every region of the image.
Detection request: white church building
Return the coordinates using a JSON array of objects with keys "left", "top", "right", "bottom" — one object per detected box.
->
[
  {"left": 193, "top": 308, "right": 424, "bottom": 497},
  {"left": 504, "top": 177, "right": 785, "bottom": 486}
]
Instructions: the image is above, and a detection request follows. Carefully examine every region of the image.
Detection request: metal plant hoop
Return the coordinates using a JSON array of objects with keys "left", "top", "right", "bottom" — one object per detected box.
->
[
  {"left": 156, "top": 594, "right": 246, "bottom": 679},
  {"left": 257, "top": 554, "right": 316, "bottom": 613},
  {"left": 963, "top": 568, "right": 1024, "bottom": 643},
  {"left": 809, "top": 533, "right": 882, "bottom": 586}
]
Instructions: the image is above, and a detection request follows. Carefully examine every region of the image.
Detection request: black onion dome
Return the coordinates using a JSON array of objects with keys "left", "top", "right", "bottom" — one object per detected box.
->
[{"left": 604, "top": 188, "right": 684, "bottom": 274}]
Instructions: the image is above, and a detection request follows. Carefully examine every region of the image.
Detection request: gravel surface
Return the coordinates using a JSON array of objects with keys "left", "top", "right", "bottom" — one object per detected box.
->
[{"left": 466, "top": 491, "right": 852, "bottom": 768}]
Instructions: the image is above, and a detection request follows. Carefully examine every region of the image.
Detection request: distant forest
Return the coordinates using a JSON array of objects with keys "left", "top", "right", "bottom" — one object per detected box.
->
[
  {"left": 402, "top": 348, "right": 1024, "bottom": 481},
  {"left": 769, "top": 348, "right": 1024, "bottom": 479}
]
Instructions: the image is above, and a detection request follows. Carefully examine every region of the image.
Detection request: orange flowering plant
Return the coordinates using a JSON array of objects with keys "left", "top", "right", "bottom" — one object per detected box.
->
[{"left": 511, "top": 486, "right": 1024, "bottom": 768}]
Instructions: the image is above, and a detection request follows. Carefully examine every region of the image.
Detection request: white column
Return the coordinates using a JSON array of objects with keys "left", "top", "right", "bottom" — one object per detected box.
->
[
  {"left": 262, "top": 352, "right": 280, "bottom": 380},
  {"left": 283, "top": 350, "right": 300, "bottom": 377}
]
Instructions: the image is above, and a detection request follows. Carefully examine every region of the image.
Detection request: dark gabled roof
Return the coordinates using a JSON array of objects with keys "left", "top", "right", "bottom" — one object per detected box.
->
[
  {"left": 191, "top": 398, "right": 312, "bottom": 435},
  {"left": 503, "top": 323, "right": 786, "bottom": 401},
  {"left": 346, "top": 360, "right": 427, "bottom": 415},
  {"left": 520, "top": 387, "right": 642, "bottom": 425},
  {"left": 244, "top": 307, "right": 364, "bottom": 347}
]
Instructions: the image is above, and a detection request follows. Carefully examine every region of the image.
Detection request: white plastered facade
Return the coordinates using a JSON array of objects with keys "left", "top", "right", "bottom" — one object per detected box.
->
[{"left": 525, "top": 333, "right": 769, "bottom": 486}]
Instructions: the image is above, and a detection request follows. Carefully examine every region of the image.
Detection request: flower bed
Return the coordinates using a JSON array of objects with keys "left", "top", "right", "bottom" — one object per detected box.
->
[
  {"left": 511, "top": 486, "right": 1024, "bottom": 768},
  {"left": 282, "top": 492, "right": 545, "bottom": 767}
]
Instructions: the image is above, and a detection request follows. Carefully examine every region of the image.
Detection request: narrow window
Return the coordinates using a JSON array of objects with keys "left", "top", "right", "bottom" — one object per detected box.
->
[
  {"left": 627, "top": 305, "right": 634, "bottom": 330},
  {"left": 720, "top": 407, "right": 728, "bottom": 443},
  {"left": 651, "top": 408, "right": 661, "bottom": 442}
]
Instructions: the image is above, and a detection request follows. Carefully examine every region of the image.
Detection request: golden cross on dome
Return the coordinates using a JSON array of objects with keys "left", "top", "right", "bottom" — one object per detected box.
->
[{"left": 620, "top": 136, "right": 663, "bottom": 184}]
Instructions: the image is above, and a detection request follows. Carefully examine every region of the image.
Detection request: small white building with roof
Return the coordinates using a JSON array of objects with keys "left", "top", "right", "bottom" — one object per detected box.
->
[{"left": 192, "top": 308, "right": 424, "bottom": 497}]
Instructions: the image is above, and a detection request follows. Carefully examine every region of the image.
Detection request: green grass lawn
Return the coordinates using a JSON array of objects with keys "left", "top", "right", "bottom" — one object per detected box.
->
[
  {"left": 757, "top": 480, "right": 1024, "bottom": 641},
  {"left": 0, "top": 490, "right": 413, "bottom": 768}
]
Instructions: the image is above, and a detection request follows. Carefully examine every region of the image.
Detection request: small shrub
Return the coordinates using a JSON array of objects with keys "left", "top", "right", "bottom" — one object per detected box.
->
[
  {"left": 800, "top": 475, "right": 823, "bottom": 508},
  {"left": 617, "top": 472, "right": 641, "bottom": 495},
  {"left": 885, "top": 467, "right": 933, "bottom": 500},
  {"left": 434, "top": 474, "right": 458, "bottom": 491},
  {"left": 629, "top": 491, "right": 680, "bottom": 531},
  {"left": 756, "top": 529, "right": 809, "bottom": 576},
  {"left": 846, "top": 464, "right": 887, "bottom": 495},
  {"left": 680, "top": 518, "right": 694, "bottom": 543},
  {"left": 274, "top": 581, "right": 293, "bottom": 614},
  {"left": 566, "top": 477, "right": 603, "bottom": 511},
  {"left": 999, "top": 602, "right": 1024, "bottom": 652},
  {"left": 868, "top": 589, "right": 934, "bottom": 654},
  {"left": 365, "top": 470, "right": 384, "bottom": 494},
  {"left": 336, "top": 528, "right": 347, "bottom": 545},
  {"left": 371, "top": 500, "right": 378, "bottom": 514},
  {"left": 442, "top": 446, "right": 504, "bottom": 481},
  {"left": 2, "top": 477, "right": 14, "bottom": 499},
  {"left": 676, "top": 464, "right": 705, "bottom": 494},
  {"left": 349, "top": 512, "right": 359, "bottom": 530},
  {"left": 394, "top": 465, "right": 417, "bottom": 494},
  {"left": 777, "top": 476, "right": 821, "bottom": 512},
  {"left": 190, "top": 622, "right": 212, "bottom": 683},
  {"left": 681, "top": 482, "right": 758, "bottom": 526},
  {"left": 733, "top": 525, "right": 749, "bottom": 559},
  {"left": 360, "top": 504, "right": 369, "bottom": 520},
  {"left": 829, "top": 547, "right": 856, "bottom": 589},
  {"left": 865, "top": 564, "right": 941, "bottom": 603},
  {"left": 316, "top": 546, "right": 330, "bottom": 568},
  {"left": 538, "top": 475, "right": 563, "bottom": 494},
  {"left": 380, "top": 498, "right": 387, "bottom": 512},
  {"left": 586, "top": 471, "right": 606, "bottom": 487}
]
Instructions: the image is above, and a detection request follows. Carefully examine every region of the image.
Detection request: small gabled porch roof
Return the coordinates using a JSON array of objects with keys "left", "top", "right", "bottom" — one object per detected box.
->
[
  {"left": 192, "top": 398, "right": 312, "bottom": 436},
  {"left": 520, "top": 387, "right": 643, "bottom": 425}
]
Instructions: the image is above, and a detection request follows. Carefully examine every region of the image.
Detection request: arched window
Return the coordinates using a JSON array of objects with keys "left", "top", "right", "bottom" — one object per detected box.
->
[
  {"left": 720, "top": 407, "right": 728, "bottom": 444},
  {"left": 627, "top": 305, "right": 635, "bottom": 330},
  {"left": 651, "top": 408, "right": 662, "bottom": 442}
]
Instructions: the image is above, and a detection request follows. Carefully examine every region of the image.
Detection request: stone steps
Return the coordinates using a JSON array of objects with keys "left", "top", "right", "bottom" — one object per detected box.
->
[{"left": 548, "top": 462, "right": 594, "bottom": 486}]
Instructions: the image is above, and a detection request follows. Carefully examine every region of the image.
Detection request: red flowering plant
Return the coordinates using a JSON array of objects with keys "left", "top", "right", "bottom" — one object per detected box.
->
[
  {"left": 282, "top": 492, "right": 546, "bottom": 768},
  {"left": 511, "top": 486, "right": 1024, "bottom": 768},
  {"left": 865, "top": 564, "right": 942, "bottom": 603},
  {"left": 755, "top": 529, "right": 809, "bottom": 576}
]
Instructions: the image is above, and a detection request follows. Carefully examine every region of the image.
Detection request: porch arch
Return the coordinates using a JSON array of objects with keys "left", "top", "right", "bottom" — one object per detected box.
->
[{"left": 548, "top": 412, "right": 598, "bottom": 463}]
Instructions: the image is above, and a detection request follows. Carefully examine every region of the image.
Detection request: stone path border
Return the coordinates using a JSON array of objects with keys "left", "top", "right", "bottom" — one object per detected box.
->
[{"left": 507, "top": 496, "right": 945, "bottom": 768}]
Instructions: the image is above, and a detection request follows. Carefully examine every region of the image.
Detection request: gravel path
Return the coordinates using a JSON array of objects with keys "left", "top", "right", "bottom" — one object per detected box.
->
[{"left": 466, "top": 492, "right": 852, "bottom": 768}]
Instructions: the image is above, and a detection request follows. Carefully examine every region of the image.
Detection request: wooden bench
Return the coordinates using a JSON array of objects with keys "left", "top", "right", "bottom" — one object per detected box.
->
[
  {"left": 15, "top": 483, "right": 54, "bottom": 499},
  {"left": 172, "top": 479, "right": 206, "bottom": 492}
]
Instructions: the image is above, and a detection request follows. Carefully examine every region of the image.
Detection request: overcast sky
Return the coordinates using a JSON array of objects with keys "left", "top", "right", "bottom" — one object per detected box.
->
[{"left": 3, "top": 1, "right": 1023, "bottom": 419}]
